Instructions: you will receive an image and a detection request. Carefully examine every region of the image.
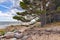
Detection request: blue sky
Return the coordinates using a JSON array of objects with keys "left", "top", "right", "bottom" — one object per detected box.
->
[
  {"left": 0, "top": 0, "right": 23, "bottom": 21},
  {"left": 0, "top": 0, "right": 12, "bottom": 12}
]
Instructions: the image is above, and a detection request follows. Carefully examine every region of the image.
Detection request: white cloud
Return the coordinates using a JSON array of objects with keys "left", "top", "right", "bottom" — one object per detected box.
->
[
  {"left": 19, "top": 0, "right": 22, "bottom": 1},
  {"left": 0, "top": 11, "right": 17, "bottom": 21},
  {"left": 0, "top": 8, "right": 23, "bottom": 21},
  {"left": 0, "top": 11, "right": 13, "bottom": 17},
  {"left": 0, "top": 0, "right": 24, "bottom": 21},
  {"left": 0, "top": 0, "right": 6, "bottom": 3}
]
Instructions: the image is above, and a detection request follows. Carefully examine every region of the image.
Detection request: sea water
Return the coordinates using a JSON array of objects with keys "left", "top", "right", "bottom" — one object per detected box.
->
[{"left": 0, "top": 21, "right": 21, "bottom": 29}]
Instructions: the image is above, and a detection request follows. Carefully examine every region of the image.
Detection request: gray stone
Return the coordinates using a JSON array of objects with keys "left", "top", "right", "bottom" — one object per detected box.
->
[
  {"left": 9, "top": 38, "right": 17, "bottom": 40},
  {"left": 52, "top": 27, "right": 57, "bottom": 32},
  {"left": 0, "top": 36, "right": 4, "bottom": 39},
  {"left": 56, "top": 28, "right": 60, "bottom": 31},
  {"left": 22, "top": 35, "right": 29, "bottom": 40},
  {"left": 40, "top": 31, "right": 46, "bottom": 34},
  {"left": 14, "top": 33, "right": 23, "bottom": 39},
  {"left": 45, "top": 28, "right": 52, "bottom": 32},
  {"left": 0, "top": 39, "right": 5, "bottom": 40},
  {"left": 4, "top": 32, "right": 14, "bottom": 39}
]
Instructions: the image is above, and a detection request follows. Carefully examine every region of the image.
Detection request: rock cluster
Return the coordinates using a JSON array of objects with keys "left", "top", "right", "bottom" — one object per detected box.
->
[{"left": 0, "top": 27, "right": 60, "bottom": 40}]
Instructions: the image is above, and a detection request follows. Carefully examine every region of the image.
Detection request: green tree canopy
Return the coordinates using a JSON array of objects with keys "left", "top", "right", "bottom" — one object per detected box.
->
[{"left": 13, "top": 0, "right": 45, "bottom": 22}]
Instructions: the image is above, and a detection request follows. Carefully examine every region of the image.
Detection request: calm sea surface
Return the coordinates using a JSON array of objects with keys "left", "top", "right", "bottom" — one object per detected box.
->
[{"left": 0, "top": 21, "right": 21, "bottom": 29}]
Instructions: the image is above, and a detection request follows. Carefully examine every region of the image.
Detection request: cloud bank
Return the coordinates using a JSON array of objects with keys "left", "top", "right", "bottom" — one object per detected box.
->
[{"left": 0, "top": 0, "right": 23, "bottom": 21}]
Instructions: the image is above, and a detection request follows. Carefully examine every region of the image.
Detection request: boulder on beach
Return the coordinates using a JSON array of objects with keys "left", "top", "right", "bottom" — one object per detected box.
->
[
  {"left": 4, "top": 32, "right": 14, "bottom": 39},
  {"left": 14, "top": 33, "right": 23, "bottom": 39}
]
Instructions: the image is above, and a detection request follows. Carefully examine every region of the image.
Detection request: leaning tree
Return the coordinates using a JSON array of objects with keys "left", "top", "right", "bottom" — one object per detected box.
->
[{"left": 13, "top": 0, "right": 54, "bottom": 26}]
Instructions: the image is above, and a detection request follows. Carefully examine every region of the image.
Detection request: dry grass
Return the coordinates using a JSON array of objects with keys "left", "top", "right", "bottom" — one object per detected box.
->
[{"left": 44, "top": 22, "right": 60, "bottom": 27}]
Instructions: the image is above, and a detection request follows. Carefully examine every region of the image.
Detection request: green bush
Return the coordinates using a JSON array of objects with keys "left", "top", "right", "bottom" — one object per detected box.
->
[{"left": 0, "top": 31, "right": 6, "bottom": 35}]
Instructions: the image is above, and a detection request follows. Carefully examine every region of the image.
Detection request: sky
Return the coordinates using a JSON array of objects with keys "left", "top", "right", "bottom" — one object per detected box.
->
[{"left": 0, "top": 0, "right": 23, "bottom": 21}]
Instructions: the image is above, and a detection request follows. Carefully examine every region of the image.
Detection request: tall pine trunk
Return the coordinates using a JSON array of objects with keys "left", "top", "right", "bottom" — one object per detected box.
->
[{"left": 40, "top": 0, "right": 47, "bottom": 27}]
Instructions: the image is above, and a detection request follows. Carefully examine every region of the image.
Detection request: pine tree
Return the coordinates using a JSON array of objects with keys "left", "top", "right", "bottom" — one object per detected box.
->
[
  {"left": 13, "top": 0, "right": 47, "bottom": 26},
  {"left": 13, "top": 0, "right": 56, "bottom": 26}
]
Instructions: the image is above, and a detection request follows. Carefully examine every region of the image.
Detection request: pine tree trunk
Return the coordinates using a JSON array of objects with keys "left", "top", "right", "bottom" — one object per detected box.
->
[
  {"left": 40, "top": 0, "right": 46, "bottom": 27},
  {"left": 40, "top": 14, "right": 47, "bottom": 27}
]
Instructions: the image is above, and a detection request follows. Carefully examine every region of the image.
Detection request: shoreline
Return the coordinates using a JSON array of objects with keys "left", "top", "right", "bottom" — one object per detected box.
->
[
  {"left": 0, "top": 23, "right": 60, "bottom": 40},
  {"left": 0, "top": 22, "right": 60, "bottom": 40},
  {"left": 0, "top": 24, "right": 21, "bottom": 29}
]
